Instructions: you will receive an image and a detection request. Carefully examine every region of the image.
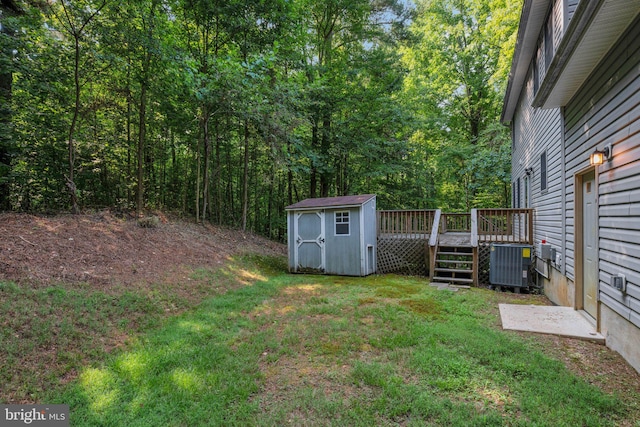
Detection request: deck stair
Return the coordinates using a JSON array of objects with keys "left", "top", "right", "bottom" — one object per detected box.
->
[{"left": 431, "top": 232, "right": 475, "bottom": 286}]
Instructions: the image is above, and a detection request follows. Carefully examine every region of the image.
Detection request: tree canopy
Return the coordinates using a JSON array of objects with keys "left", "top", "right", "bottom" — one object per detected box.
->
[{"left": 0, "top": 0, "right": 520, "bottom": 238}]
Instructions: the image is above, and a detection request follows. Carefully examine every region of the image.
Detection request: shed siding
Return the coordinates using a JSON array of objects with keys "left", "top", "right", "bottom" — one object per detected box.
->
[
  {"left": 325, "top": 207, "right": 362, "bottom": 276},
  {"left": 564, "top": 15, "right": 640, "bottom": 328},
  {"left": 363, "top": 198, "right": 377, "bottom": 274},
  {"left": 512, "top": 58, "right": 564, "bottom": 261}
]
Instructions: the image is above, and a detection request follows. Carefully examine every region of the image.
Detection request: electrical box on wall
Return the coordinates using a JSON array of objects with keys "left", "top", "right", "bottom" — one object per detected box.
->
[
  {"left": 540, "top": 243, "right": 553, "bottom": 261},
  {"left": 611, "top": 274, "right": 627, "bottom": 293}
]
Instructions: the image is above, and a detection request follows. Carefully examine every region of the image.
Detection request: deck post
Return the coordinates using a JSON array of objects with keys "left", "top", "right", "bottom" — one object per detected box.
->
[
  {"left": 473, "top": 247, "right": 479, "bottom": 286},
  {"left": 470, "top": 209, "right": 479, "bottom": 286},
  {"left": 428, "top": 210, "right": 441, "bottom": 280}
]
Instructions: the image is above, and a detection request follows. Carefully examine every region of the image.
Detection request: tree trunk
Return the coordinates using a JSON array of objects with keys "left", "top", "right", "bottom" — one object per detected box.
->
[
  {"left": 137, "top": 79, "right": 147, "bottom": 216},
  {"left": 67, "top": 35, "right": 81, "bottom": 214},
  {"left": 171, "top": 130, "right": 177, "bottom": 202},
  {"left": 137, "top": 50, "right": 152, "bottom": 217},
  {"left": 0, "top": 57, "right": 12, "bottom": 210},
  {"left": 57, "top": 0, "right": 108, "bottom": 213},
  {"left": 136, "top": 0, "right": 158, "bottom": 217},
  {"left": 214, "top": 118, "right": 222, "bottom": 224},
  {"left": 241, "top": 119, "right": 250, "bottom": 231},
  {"left": 287, "top": 141, "right": 293, "bottom": 206},
  {"left": 310, "top": 119, "right": 318, "bottom": 198},
  {"left": 126, "top": 62, "right": 133, "bottom": 206},
  {"left": 320, "top": 112, "right": 331, "bottom": 197},
  {"left": 195, "top": 130, "right": 200, "bottom": 222},
  {"left": 225, "top": 115, "right": 233, "bottom": 223},
  {"left": 201, "top": 107, "right": 210, "bottom": 222},
  {"left": 252, "top": 132, "right": 259, "bottom": 232},
  {"left": 0, "top": 3, "right": 15, "bottom": 209}
]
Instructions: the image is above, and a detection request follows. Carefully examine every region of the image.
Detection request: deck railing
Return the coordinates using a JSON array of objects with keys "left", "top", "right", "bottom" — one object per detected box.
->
[
  {"left": 476, "top": 208, "right": 533, "bottom": 244},
  {"left": 378, "top": 209, "right": 533, "bottom": 244},
  {"left": 377, "top": 210, "right": 436, "bottom": 239},
  {"left": 440, "top": 213, "right": 471, "bottom": 233}
]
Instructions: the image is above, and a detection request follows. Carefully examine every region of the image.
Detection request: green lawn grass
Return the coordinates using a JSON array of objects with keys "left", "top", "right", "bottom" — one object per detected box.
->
[{"left": 2, "top": 255, "right": 638, "bottom": 426}]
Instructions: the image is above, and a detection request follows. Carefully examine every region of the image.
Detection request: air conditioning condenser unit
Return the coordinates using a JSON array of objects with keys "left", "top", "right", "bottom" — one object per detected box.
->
[{"left": 489, "top": 244, "right": 533, "bottom": 289}]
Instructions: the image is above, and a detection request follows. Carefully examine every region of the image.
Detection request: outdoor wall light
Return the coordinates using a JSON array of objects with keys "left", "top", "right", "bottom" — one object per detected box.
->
[
  {"left": 525, "top": 167, "right": 533, "bottom": 176},
  {"left": 590, "top": 144, "right": 612, "bottom": 166}
]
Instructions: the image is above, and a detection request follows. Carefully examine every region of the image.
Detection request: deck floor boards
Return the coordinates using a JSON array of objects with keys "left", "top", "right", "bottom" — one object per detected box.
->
[{"left": 438, "top": 232, "right": 471, "bottom": 246}]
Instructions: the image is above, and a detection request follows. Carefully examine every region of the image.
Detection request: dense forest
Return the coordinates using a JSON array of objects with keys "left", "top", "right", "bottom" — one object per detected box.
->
[{"left": 0, "top": 0, "right": 520, "bottom": 239}]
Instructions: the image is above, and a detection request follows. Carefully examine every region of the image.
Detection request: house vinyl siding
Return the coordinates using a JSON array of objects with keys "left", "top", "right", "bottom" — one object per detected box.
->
[
  {"left": 564, "top": 14, "right": 640, "bottom": 328},
  {"left": 532, "top": 2, "right": 566, "bottom": 252},
  {"left": 547, "top": 0, "right": 564, "bottom": 67},
  {"left": 512, "top": 66, "right": 564, "bottom": 253},
  {"left": 566, "top": 0, "right": 579, "bottom": 23},
  {"left": 538, "top": 0, "right": 565, "bottom": 88},
  {"left": 553, "top": 0, "right": 563, "bottom": 50},
  {"left": 504, "top": 0, "right": 640, "bottom": 373}
]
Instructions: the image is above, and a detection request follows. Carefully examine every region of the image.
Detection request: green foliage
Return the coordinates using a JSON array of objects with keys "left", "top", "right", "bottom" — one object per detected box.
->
[
  {"left": 400, "top": 0, "right": 519, "bottom": 210},
  {"left": 3, "top": 0, "right": 517, "bottom": 234}
]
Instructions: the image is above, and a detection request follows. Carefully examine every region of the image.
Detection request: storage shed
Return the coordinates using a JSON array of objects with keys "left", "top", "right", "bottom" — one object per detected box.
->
[{"left": 286, "top": 194, "right": 377, "bottom": 276}]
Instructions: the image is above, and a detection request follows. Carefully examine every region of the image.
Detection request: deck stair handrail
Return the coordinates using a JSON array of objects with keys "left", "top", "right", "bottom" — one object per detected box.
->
[
  {"left": 470, "top": 209, "right": 478, "bottom": 247},
  {"left": 428, "top": 210, "right": 441, "bottom": 247}
]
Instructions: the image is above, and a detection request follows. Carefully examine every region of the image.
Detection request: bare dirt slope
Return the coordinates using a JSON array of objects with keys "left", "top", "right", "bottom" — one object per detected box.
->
[{"left": 0, "top": 211, "right": 285, "bottom": 289}]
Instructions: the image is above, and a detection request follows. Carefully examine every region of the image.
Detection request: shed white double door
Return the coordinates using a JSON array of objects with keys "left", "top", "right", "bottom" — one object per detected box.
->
[{"left": 293, "top": 210, "right": 326, "bottom": 273}]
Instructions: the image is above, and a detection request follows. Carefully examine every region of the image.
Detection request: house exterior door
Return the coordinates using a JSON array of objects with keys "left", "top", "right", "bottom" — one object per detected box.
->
[
  {"left": 294, "top": 211, "right": 325, "bottom": 273},
  {"left": 582, "top": 170, "right": 598, "bottom": 318}
]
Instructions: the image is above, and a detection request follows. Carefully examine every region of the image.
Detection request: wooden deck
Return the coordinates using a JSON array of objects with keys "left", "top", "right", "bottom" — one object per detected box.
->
[{"left": 377, "top": 209, "right": 534, "bottom": 285}]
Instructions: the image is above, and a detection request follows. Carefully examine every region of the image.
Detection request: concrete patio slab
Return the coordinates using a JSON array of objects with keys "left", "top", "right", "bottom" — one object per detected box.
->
[{"left": 499, "top": 304, "right": 605, "bottom": 343}]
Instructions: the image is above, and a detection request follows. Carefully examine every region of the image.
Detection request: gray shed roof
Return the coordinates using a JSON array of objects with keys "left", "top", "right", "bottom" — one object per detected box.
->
[{"left": 286, "top": 194, "right": 375, "bottom": 211}]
